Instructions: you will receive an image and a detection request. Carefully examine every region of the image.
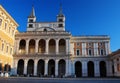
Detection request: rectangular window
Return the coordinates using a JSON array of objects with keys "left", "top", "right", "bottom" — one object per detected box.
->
[
  {"left": 59, "top": 19, "right": 63, "bottom": 22},
  {"left": 29, "top": 24, "right": 33, "bottom": 28},
  {"left": 29, "top": 19, "right": 33, "bottom": 23},
  {"left": 5, "top": 23, "right": 7, "bottom": 30},
  {"left": 0, "top": 19, "right": 2, "bottom": 26},
  {"left": 6, "top": 46, "right": 8, "bottom": 53},
  {"left": 100, "top": 49, "right": 104, "bottom": 55},
  {"left": 76, "top": 49, "right": 80, "bottom": 56},
  {"left": 59, "top": 24, "right": 63, "bottom": 27},
  {"left": 2, "top": 43, "right": 4, "bottom": 51},
  {"left": 10, "top": 48, "right": 12, "bottom": 54},
  {"left": 88, "top": 49, "right": 92, "bottom": 56},
  {"left": 77, "top": 43, "right": 80, "bottom": 46}
]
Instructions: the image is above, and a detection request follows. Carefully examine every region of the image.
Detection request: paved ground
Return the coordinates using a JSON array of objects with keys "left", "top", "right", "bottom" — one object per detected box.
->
[{"left": 0, "top": 77, "right": 120, "bottom": 83}]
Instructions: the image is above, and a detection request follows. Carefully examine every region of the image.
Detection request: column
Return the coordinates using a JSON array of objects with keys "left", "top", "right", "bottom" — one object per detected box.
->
[
  {"left": 45, "top": 39, "right": 49, "bottom": 54},
  {"left": 65, "top": 59, "right": 71, "bottom": 76},
  {"left": 94, "top": 43, "right": 98, "bottom": 56},
  {"left": 13, "top": 60, "right": 18, "bottom": 75},
  {"left": 24, "top": 59, "right": 28, "bottom": 75},
  {"left": 113, "top": 59, "right": 117, "bottom": 76},
  {"left": 66, "top": 38, "right": 70, "bottom": 54},
  {"left": 105, "top": 42, "right": 110, "bottom": 55},
  {"left": 94, "top": 61, "right": 100, "bottom": 77},
  {"left": 35, "top": 39, "right": 39, "bottom": 53},
  {"left": 56, "top": 39, "right": 59, "bottom": 54},
  {"left": 26, "top": 39, "right": 29, "bottom": 54},
  {"left": 55, "top": 59, "right": 59, "bottom": 77},
  {"left": 106, "top": 60, "right": 113, "bottom": 76},
  {"left": 82, "top": 61, "right": 87, "bottom": 77},
  {"left": 82, "top": 42, "right": 86, "bottom": 56},
  {"left": 16, "top": 39, "right": 20, "bottom": 54},
  {"left": 44, "top": 59, "right": 48, "bottom": 75},
  {"left": 34, "top": 60, "right": 38, "bottom": 76}
]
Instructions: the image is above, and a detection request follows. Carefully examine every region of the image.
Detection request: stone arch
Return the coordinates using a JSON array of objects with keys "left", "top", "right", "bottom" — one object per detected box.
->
[
  {"left": 48, "top": 59, "right": 55, "bottom": 76},
  {"left": 29, "top": 39, "right": 35, "bottom": 53},
  {"left": 38, "top": 39, "right": 45, "bottom": 53},
  {"left": 58, "top": 59, "right": 66, "bottom": 77},
  {"left": 27, "top": 59, "right": 34, "bottom": 75},
  {"left": 87, "top": 61, "right": 94, "bottom": 77},
  {"left": 75, "top": 61, "right": 82, "bottom": 77},
  {"left": 19, "top": 39, "right": 26, "bottom": 54},
  {"left": 37, "top": 59, "right": 45, "bottom": 76},
  {"left": 49, "top": 39, "right": 56, "bottom": 53},
  {"left": 59, "top": 39, "right": 66, "bottom": 54},
  {"left": 17, "top": 59, "right": 24, "bottom": 75},
  {"left": 99, "top": 61, "right": 106, "bottom": 77}
]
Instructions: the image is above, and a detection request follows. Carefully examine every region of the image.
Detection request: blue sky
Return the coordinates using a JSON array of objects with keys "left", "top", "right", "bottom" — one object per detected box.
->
[{"left": 0, "top": 0, "right": 120, "bottom": 51}]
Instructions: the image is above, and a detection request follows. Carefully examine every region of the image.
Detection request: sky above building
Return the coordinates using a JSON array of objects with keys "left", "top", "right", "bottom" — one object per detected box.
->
[{"left": 0, "top": 0, "right": 120, "bottom": 51}]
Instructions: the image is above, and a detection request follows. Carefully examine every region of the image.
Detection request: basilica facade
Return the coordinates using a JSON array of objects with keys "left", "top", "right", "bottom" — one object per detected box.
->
[{"left": 11, "top": 6, "right": 115, "bottom": 77}]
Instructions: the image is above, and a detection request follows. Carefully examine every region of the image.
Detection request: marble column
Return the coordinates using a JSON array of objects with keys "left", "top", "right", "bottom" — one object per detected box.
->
[
  {"left": 82, "top": 43, "right": 87, "bottom": 56},
  {"left": 94, "top": 61, "right": 100, "bottom": 77},
  {"left": 24, "top": 59, "right": 28, "bottom": 75},
  {"left": 66, "top": 38, "right": 70, "bottom": 55},
  {"left": 34, "top": 60, "right": 38, "bottom": 76},
  {"left": 94, "top": 43, "right": 98, "bottom": 56},
  {"left": 82, "top": 61, "right": 87, "bottom": 77},
  {"left": 16, "top": 39, "right": 20, "bottom": 54},
  {"left": 45, "top": 39, "right": 49, "bottom": 54},
  {"left": 35, "top": 39, "right": 39, "bottom": 53},
  {"left": 56, "top": 39, "right": 59, "bottom": 54},
  {"left": 55, "top": 59, "right": 59, "bottom": 77},
  {"left": 44, "top": 59, "right": 48, "bottom": 75},
  {"left": 26, "top": 39, "right": 29, "bottom": 54},
  {"left": 106, "top": 60, "right": 113, "bottom": 76}
]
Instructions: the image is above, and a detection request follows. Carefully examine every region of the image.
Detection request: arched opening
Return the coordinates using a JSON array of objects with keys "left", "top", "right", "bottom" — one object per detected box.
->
[
  {"left": 4, "top": 64, "right": 11, "bottom": 72},
  {"left": 87, "top": 61, "right": 94, "bottom": 77},
  {"left": 49, "top": 39, "right": 55, "bottom": 53},
  {"left": 37, "top": 59, "right": 45, "bottom": 76},
  {"left": 17, "top": 59, "right": 24, "bottom": 75},
  {"left": 75, "top": 61, "right": 82, "bottom": 77},
  {"left": 59, "top": 39, "right": 66, "bottom": 54},
  {"left": 29, "top": 39, "right": 35, "bottom": 53},
  {"left": 19, "top": 39, "right": 26, "bottom": 54},
  {"left": 58, "top": 59, "right": 66, "bottom": 77},
  {"left": 38, "top": 39, "right": 45, "bottom": 53},
  {"left": 27, "top": 59, "right": 34, "bottom": 75},
  {"left": 48, "top": 59, "right": 55, "bottom": 76},
  {"left": 100, "top": 61, "right": 106, "bottom": 77}
]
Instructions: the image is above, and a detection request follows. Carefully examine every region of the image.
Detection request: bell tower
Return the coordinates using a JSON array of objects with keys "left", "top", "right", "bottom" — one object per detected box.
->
[
  {"left": 57, "top": 3, "right": 65, "bottom": 31},
  {"left": 27, "top": 6, "right": 36, "bottom": 31}
]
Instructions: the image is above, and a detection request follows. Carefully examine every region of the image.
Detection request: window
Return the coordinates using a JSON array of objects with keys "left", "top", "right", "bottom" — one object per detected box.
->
[
  {"left": 77, "top": 43, "right": 80, "bottom": 46},
  {"left": 29, "top": 19, "right": 33, "bottom": 23},
  {"left": 5, "top": 23, "right": 7, "bottom": 30},
  {"left": 9, "top": 27, "right": 11, "bottom": 33},
  {"left": 6, "top": 46, "right": 8, "bottom": 53},
  {"left": 88, "top": 49, "right": 92, "bottom": 56},
  {"left": 0, "top": 19, "right": 2, "bottom": 26},
  {"left": 59, "top": 24, "right": 63, "bottom": 27},
  {"left": 10, "top": 48, "right": 12, "bottom": 54},
  {"left": 76, "top": 49, "right": 80, "bottom": 56},
  {"left": 29, "top": 24, "right": 33, "bottom": 28},
  {"left": 2, "top": 43, "right": 4, "bottom": 51},
  {"left": 100, "top": 49, "right": 104, "bottom": 55},
  {"left": 12, "top": 30, "right": 14, "bottom": 36},
  {"left": 59, "top": 19, "right": 63, "bottom": 22}
]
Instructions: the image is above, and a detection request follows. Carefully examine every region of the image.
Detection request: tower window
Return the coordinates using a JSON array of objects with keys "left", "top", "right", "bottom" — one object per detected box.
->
[
  {"left": 59, "top": 19, "right": 63, "bottom": 22},
  {"left": 29, "top": 24, "right": 33, "bottom": 28},
  {"left": 59, "top": 24, "right": 63, "bottom": 27},
  {"left": 29, "top": 19, "right": 33, "bottom": 23}
]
